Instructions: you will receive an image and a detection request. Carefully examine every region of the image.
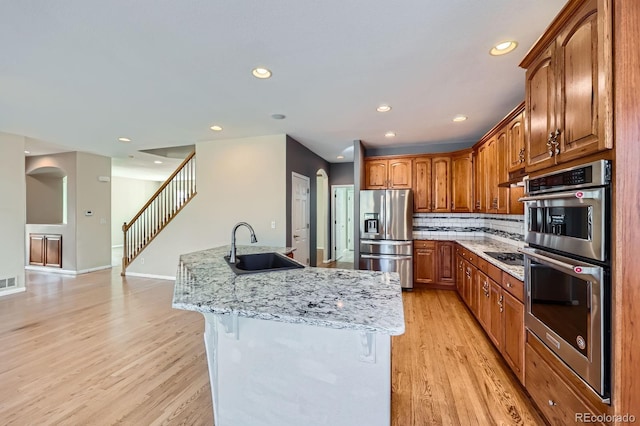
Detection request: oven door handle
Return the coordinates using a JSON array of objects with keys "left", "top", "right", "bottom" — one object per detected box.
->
[
  {"left": 519, "top": 189, "right": 602, "bottom": 202},
  {"left": 518, "top": 248, "right": 602, "bottom": 281}
]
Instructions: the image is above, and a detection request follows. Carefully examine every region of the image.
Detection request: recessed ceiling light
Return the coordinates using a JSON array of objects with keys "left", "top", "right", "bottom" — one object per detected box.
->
[
  {"left": 376, "top": 104, "right": 392, "bottom": 113},
  {"left": 337, "top": 155, "right": 344, "bottom": 159},
  {"left": 118, "top": 137, "right": 131, "bottom": 142},
  {"left": 252, "top": 67, "right": 272, "bottom": 79},
  {"left": 490, "top": 40, "right": 518, "bottom": 56},
  {"left": 154, "top": 160, "right": 163, "bottom": 164},
  {"left": 24, "top": 150, "right": 30, "bottom": 154},
  {"left": 210, "top": 125, "right": 223, "bottom": 131},
  {"left": 385, "top": 131, "right": 396, "bottom": 138},
  {"left": 271, "top": 114, "right": 286, "bottom": 120},
  {"left": 453, "top": 115, "right": 468, "bottom": 122}
]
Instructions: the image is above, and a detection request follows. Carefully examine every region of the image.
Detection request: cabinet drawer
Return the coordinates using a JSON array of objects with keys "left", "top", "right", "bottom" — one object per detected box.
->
[
  {"left": 476, "top": 257, "right": 488, "bottom": 274},
  {"left": 526, "top": 342, "right": 606, "bottom": 426},
  {"left": 414, "top": 240, "right": 436, "bottom": 249},
  {"left": 486, "top": 261, "right": 503, "bottom": 284},
  {"left": 502, "top": 272, "right": 524, "bottom": 303}
]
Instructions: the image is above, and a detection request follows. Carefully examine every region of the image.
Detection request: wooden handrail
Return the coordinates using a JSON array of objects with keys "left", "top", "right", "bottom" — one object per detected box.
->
[{"left": 123, "top": 150, "right": 196, "bottom": 232}]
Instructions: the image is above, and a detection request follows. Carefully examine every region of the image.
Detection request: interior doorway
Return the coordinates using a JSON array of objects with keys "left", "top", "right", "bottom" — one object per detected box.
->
[
  {"left": 291, "top": 172, "right": 310, "bottom": 265},
  {"left": 332, "top": 185, "right": 354, "bottom": 264}
]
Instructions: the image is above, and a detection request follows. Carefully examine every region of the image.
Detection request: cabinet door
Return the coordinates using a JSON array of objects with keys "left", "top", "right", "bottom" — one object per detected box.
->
[
  {"left": 364, "top": 160, "right": 388, "bottom": 189},
  {"left": 29, "top": 234, "right": 45, "bottom": 266},
  {"left": 525, "top": 44, "right": 557, "bottom": 172},
  {"left": 431, "top": 156, "right": 451, "bottom": 212},
  {"left": 474, "top": 145, "right": 486, "bottom": 212},
  {"left": 488, "top": 280, "right": 503, "bottom": 351},
  {"left": 414, "top": 243, "right": 437, "bottom": 285},
  {"left": 44, "top": 235, "right": 62, "bottom": 268},
  {"left": 507, "top": 112, "right": 526, "bottom": 173},
  {"left": 476, "top": 271, "right": 490, "bottom": 330},
  {"left": 413, "top": 157, "right": 432, "bottom": 212},
  {"left": 485, "top": 137, "right": 498, "bottom": 212},
  {"left": 451, "top": 152, "right": 473, "bottom": 212},
  {"left": 495, "top": 130, "right": 509, "bottom": 214},
  {"left": 502, "top": 291, "right": 525, "bottom": 384},
  {"left": 388, "top": 158, "right": 413, "bottom": 189},
  {"left": 455, "top": 255, "right": 465, "bottom": 295},
  {"left": 556, "top": 0, "right": 612, "bottom": 163},
  {"left": 436, "top": 242, "right": 455, "bottom": 286}
]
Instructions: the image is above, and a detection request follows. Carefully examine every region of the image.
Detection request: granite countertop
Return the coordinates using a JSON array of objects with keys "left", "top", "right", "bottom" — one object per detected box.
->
[
  {"left": 172, "top": 245, "right": 405, "bottom": 335},
  {"left": 453, "top": 237, "right": 525, "bottom": 281}
]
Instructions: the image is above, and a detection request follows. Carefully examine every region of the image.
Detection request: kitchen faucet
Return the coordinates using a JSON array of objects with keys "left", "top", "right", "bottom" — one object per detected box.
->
[{"left": 229, "top": 222, "right": 258, "bottom": 263}]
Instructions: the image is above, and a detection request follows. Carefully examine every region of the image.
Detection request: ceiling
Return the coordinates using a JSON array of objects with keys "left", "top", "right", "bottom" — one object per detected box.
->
[{"left": 1, "top": 1, "right": 566, "bottom": 174}]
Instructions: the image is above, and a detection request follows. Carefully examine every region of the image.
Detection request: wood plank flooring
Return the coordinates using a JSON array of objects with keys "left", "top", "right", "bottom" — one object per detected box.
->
[{"left": 0, "top": 270, "right": 544, "bottom": 425}]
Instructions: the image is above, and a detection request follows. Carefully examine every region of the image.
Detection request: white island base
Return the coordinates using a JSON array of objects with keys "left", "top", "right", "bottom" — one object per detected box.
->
[{"left": 203, "top": 313, "right": 391, "bottom": 426}]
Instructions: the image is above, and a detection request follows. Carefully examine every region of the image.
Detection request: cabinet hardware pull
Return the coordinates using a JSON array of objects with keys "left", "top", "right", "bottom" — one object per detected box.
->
[{"left": 548, "top": 400, "right": 557, "bottom": 406}]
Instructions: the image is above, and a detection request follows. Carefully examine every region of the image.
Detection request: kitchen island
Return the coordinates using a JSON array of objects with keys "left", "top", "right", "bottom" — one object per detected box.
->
[{"left": 173, "top": 245, "right": 404, "bottom": 426}]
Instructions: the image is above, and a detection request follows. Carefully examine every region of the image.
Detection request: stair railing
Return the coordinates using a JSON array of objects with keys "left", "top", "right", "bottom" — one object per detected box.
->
[{"left": 121, "top": 151, "right": 196, "bottom": 275}]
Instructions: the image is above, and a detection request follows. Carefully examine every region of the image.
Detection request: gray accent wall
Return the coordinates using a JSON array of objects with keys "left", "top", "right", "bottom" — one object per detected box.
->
[
  {"left": 329, "top": 162, "right": 354, "bottom": 186},
  {"left": 365, "top": 140, "right": 474, "bottom": 157},
  {"left": 285, "top": 136, "right": 330, "bottom": 266},
  {"left": 353, "top": 140, "right": 365, "bottom": 269}
]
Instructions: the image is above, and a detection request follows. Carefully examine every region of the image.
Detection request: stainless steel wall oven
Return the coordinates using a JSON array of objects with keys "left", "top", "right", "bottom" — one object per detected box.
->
[{"left": 520, "top": 160, "right": 611, "bottom": 401}]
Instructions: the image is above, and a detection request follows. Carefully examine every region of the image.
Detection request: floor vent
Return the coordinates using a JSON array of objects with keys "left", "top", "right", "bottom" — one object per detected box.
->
[{"left": 0, "top": 277, "right": 17, "bottom": 289}]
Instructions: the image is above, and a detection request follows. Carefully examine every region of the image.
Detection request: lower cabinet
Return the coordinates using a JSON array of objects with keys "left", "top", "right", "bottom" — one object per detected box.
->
[
  {"left": 414, "top": 240, "right": 455, "bottom": 288},
  {"left": 526, "top": 332, "right": 609, "bottom": 426},
  {"left": 455, "top": 243, "right": 525, "bottom": 385},
  {"left": 29, "top": 234, "right": 62, "bottom": 268}
]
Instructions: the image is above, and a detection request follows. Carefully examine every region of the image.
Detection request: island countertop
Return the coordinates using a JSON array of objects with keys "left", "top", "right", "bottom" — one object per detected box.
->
[{"left": 172, "top": 245, "right": 405, "bottom": 335}]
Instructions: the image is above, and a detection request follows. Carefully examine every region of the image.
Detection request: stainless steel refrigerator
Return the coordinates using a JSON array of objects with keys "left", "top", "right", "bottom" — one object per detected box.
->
[{"left": 359, "top": 189, "right": 413, "bottom": 289}]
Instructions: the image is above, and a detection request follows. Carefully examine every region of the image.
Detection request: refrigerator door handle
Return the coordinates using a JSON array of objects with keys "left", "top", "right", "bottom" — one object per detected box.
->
[
  {"left": 361, "top": 240, "right": 412, "bottom": 246},
  {"left": 360, "top": 254, "right": 412, "bottom": 261}
]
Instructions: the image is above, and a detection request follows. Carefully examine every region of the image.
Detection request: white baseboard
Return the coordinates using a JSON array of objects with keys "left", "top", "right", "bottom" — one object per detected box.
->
[
  {"left": 111, "top": 244, "right": 124, "bottom": 248},
  {"left": 322, "top": 258, "right": 335, "bottom": 264},
  {"left": 0, "top": 287, "right": 26, "bottom": 297},
  {"left": 25, "top": 265, "right": 112, "bottom": 275},
  {"left": 124, "top": 272, "right": 176, "bottom": 281}
]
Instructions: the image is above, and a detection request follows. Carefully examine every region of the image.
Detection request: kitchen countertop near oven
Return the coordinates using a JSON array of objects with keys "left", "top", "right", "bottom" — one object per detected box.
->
[{"left": 413, "top": 233, "right": 525, "bottom": 281}]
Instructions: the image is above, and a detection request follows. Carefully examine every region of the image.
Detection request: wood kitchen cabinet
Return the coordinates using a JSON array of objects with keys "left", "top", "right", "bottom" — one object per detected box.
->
[
  {"left": 413, "top": 156, "right": 451, "bottom": 213},
  {"left": 29, "top": 234, "right": 62, "bottom": 268},
  {"left": 495, "top": 130, "right": 509, "bottom": 214},
  {"left": 474, "top": 144, "right": 487, "bottom": 212},
  {"left": 522, "top": 0, "right": 612, "bottom": 172},
  {"left": 488, "top": 280, "right": 504, "bottom": 351},
  {"left": 414, "top": 240, "right": 437, "bottom": 285},
  {"left": 415, "top": 240, "right": 455, "bottom": 288},
  {"left": 364, "top": 157, "right": 413, "bottom": 189},
  {"left": 502, "top": 290, "right": 525, "bottom": 384},
  {"left": 507, "top": 112, "right": 526, "bottom": 173},
  {"left": 436, "top": 241, "right": 455, "bottom": 286},
  {"left": 451, "top": 150, "right": 473, "bottom": 213}
]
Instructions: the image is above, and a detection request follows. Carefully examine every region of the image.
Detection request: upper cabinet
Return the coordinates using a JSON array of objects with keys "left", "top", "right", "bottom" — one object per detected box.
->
[
  {"left": 507, "top": 112, "right": 525, "bottom": 173},
  {"left": 364, "top": 157, "right": 413, "bottom": 189},
  {"left": 414, "top": 156, "right": 451, "bottom": 213},
  {"left": 451, "top": 151, "right": 473, "bottom": 213},
  {"left": 521, "top": 0, "right": 612, "bottom": 172}
]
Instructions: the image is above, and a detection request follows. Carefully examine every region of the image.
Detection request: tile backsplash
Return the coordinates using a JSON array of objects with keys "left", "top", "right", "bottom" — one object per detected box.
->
[{"left": 413, "top": 213, "right": 525, "bottom": 244}]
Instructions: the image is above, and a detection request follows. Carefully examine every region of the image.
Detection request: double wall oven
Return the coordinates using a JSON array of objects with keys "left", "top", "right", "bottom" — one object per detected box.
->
[{"left": 520, "top": 159, "right": 611, "bottom": 401}]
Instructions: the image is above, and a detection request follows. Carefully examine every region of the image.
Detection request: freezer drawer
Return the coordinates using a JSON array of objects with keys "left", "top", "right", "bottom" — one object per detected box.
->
[
  {"left": 360, "top": 240, "right": 412, "bottom": 255},
  {"left": 359, "top": 254, "right": 413, "bottom": 289}
]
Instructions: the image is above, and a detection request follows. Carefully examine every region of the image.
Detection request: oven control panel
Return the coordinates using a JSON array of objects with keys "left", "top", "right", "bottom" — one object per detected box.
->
[{"left": 526, "top": 160, "right": 611, "bottom": 195}]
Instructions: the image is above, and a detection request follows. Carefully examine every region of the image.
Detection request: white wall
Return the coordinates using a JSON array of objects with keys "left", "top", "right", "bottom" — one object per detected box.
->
[
  {"left": 127, "top": 134, "right": 287, "bottom": 277},
  {"left": 75, "top": 152, "right": 112, "bottom": 271},
  {"left": 0, "top": 132, "right": 26, "bottom": 294},
  {"left": 111, "top": 176, "right": 161, "bottom": 246}
]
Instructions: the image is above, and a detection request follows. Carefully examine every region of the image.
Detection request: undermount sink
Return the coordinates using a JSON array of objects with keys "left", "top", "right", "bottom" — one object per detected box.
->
[{"left": 224, "top": 252, "right": 304, "bottom": 275}]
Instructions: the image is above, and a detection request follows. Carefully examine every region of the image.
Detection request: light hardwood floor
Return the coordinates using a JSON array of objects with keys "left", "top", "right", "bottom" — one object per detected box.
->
[{"left": 0, "top": 270, "right": 544, "bottom": 425}]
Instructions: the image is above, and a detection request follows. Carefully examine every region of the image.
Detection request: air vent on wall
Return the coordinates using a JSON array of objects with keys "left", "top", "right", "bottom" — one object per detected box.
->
[{"left": 0, "top": 277, "right": 17, "bottom": 289}]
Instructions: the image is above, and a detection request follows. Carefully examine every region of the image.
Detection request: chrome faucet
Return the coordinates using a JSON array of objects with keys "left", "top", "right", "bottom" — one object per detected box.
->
[{"left": 229, "top": 222, "right": 258, "bottom": 263}]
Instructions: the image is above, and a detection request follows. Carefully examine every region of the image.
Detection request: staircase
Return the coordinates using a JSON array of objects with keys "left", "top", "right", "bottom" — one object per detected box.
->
[{"left": 121, "top": 151, "right": 196, "bottom": 275}]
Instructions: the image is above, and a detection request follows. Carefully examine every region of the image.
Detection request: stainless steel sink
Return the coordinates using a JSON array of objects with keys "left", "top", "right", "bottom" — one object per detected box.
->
[{"left": 224, "top": 252, "right": 304, "bottom": 275}]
